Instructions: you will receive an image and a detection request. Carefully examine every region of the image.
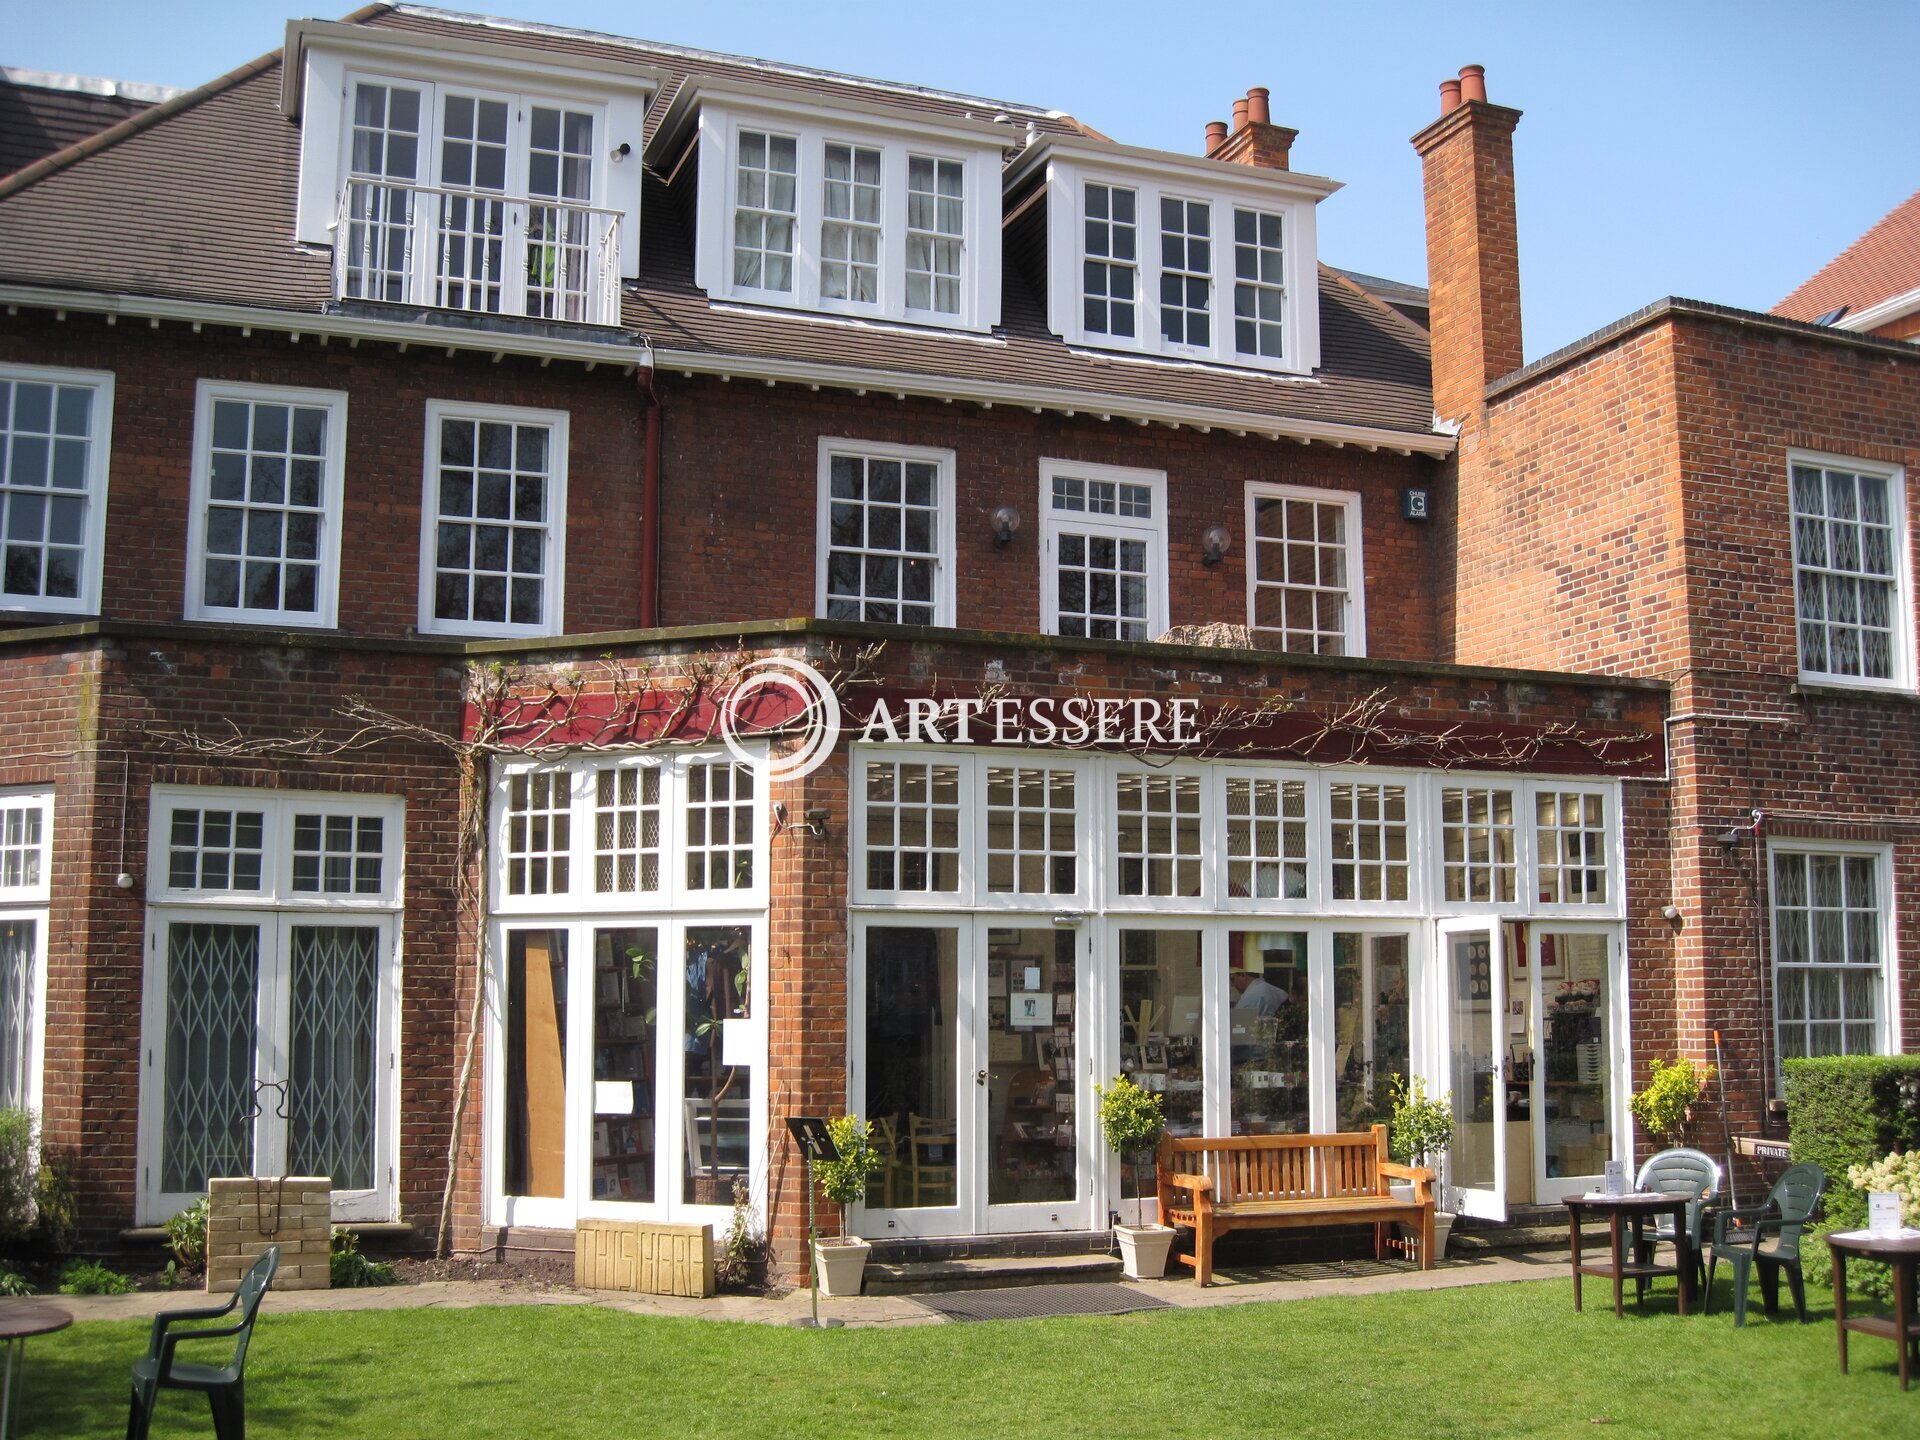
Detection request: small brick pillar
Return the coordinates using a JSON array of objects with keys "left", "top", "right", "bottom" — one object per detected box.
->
[{"left": 207, "top": 1176, "right": 332, "bottom": 1292}]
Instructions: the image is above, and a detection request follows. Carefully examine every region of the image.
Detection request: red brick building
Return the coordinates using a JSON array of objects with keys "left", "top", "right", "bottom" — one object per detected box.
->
[{"left": 0, "top": 7, "right": 1897, "bottom": 1274}]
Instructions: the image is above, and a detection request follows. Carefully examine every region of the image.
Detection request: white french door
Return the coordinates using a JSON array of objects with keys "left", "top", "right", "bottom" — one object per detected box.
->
[
  {"left": 851, "top": 915, "right": 1091, "bottom": 1238},
  {"left": 1434, "top": 918, "right": 1506, "bottom": 1221},
  {"left": 141, "top": 909, "right": 397, "bottom": 1223},
  {"left": 488, "top": 915, "right": 767, "bottom": 1231},
  {"left": 1524, "top": 926, "right": 1625, "bottom": 1200}
]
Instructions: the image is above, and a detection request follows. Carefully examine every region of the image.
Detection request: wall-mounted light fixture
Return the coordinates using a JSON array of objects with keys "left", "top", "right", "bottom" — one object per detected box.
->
[
  {"left": 991, "top": 504, "right": 1021, "bottom": 548},
  {"left": 1201, "top": 525, "right": 1231, "bottom": 566},
  {"left": 805, "top": 808, "right": 831, "bottom": 839},
  {"left": 611, "top": 141, "right": 633, "bottom": 161}
]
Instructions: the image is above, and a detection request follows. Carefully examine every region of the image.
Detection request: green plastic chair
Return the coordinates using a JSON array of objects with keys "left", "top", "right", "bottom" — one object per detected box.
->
[
  {"left": 1632, "top": 1147, "right": 1722, "bottom": 1300},
  {"left": 1705, "top": 1163, "right": 1827, "bottom": 1326},
  {"left": 126, "top": 1245, "right": 279, "bottom": 1439}
]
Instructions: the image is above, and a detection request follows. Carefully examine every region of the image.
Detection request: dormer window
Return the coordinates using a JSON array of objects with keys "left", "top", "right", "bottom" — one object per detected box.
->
[
  {"left": 1015, "top": 138, "right": 1333, "bottom": 375},
  {"left": 288, "top": 20, "right": 657, "bottom": 329},
  {"left": 663, "top": 81, "right": 1004, "bottom": 333}
]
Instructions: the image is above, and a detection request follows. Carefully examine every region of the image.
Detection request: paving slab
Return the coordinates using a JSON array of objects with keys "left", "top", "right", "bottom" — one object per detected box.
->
[{"left": 21, "top": 1248, "right": 1566, "bottom": 1331}]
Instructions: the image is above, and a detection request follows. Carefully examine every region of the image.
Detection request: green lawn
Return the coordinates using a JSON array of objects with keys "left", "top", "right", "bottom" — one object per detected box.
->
[{"left": 22, "top": 1277, "right": 1915, "bottom": 1439}]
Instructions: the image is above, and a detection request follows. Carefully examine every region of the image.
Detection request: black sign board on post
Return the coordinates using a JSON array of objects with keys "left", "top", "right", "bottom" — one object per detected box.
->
[
  {"left": 787, "top": 1115, "right": 840, "bottom": 1165},
  {"left": 786, "top": 1116, "right": 844, "bottom": 1329}
]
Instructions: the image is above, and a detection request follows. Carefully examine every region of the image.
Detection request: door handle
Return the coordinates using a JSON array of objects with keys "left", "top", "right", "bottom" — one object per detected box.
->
[{"left": 975, "top": 1069, "right": 987, "bottom": 1086}]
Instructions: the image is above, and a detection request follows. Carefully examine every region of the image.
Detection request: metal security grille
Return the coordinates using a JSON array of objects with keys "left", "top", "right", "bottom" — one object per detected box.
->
[
  {"left": 0, "top": 920, "right": 32, "bottom": 1110},
  {"left": 162, "top": 922, "right": 259, "bottom": 1194},
  {"left": 287, "top": 925, "right": 380, "bottom": 1192}
]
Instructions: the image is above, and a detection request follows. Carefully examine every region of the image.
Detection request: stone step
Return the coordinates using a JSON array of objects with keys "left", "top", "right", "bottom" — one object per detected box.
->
[
  {"left": 864, "top": 1250, "right": 1124, "bottom": 1295},
  {"left": 1450, "top": 1221, "right": 1610, "bottom": 1253}
]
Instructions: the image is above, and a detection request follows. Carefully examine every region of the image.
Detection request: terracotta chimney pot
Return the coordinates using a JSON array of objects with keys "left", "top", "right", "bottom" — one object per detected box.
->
[
  {"left": 1232, "top": 97, "right": 1249, "bottom": 130},
  {"left": 1204, "top": 120, "right": 1228, "bottom": 154},
  {"left": 1458, "top": 64, "right": 1487, "bottom": 103},
  {"left": 1246, "top": 87, "right": 1271, "bottom": 126},
  {"left": 1439, "top": 78, "right": 1462, "bottom": 114}
]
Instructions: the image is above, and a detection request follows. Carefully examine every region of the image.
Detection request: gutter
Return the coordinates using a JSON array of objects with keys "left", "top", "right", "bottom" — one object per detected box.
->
[
  {"left": 0, "top": 282, "right": 1454, "bottom": 455},
  {"left": 1834, "top": 282, "right": 1920, "bottom": 336}
]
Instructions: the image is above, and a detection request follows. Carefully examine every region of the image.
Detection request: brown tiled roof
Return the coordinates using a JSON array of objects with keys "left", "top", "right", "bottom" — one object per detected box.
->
[
  {"left": 0, "top": 75, "right": 162, "bottom": 178},
  {"left": 1774, "top": 186, "right": 1920, "bottom": 322},
  {"left": 0, "top": 4, "right": 1436, "bottom": 438}
]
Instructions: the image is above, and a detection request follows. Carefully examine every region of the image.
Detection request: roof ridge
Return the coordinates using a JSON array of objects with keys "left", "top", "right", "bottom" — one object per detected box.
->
[
  {"left": 0, "top": 66, "right": 182, "bottom": 104},
  {"left": 388, "top": 4, "right": 1069, "bottom": 122},
  {"left": 0, "top": 3, "right": 392, "bottom": 204},
  {"left": 1323, "top": 265, "right": 1429, "bottom": 346}
]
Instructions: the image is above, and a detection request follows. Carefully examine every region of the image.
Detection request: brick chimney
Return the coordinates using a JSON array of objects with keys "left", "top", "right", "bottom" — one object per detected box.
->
[
  {"left": 1206, "top": 86, "right": 1296, "bottom": 170},
  {"left": 1412, "top": 65, "right": 1523, "bottom": 423}
]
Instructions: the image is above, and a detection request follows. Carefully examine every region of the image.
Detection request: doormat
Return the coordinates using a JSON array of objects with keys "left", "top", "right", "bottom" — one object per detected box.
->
[{"left": 915, "top": 1283, "right": 1174, "bottom": 1323}]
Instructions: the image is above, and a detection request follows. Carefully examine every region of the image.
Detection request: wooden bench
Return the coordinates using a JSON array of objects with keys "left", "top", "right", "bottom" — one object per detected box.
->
[{"left": 1155, "top": 1124, "right": 1436, "bottom": 1285}]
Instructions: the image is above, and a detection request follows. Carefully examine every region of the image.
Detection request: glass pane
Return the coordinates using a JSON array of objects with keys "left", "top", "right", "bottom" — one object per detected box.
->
[
  {"left": 162, "top": 922, "right": 259, "bottom": 1194},
  {"left": 1541, "top": 934, "right": 1611, "bottom": 1179},
  {"left": 1448, "top": 930, "right": 1497, "bottom": 1191},
  {"left": 504, "top": 930, "right": 568, "bottom": 1199},
  {"left": 864, "top": 926, "right": 959, "bottom": 1209},
  {"left": 1333, "top": 933, "right": 1409, "bottom": 1132},
  {"left": 286, "top": 925, "right": 380, "bottom": 1191},
  {"left": 683, "top": 925, "right": 753, "bottom": 1205},
  {"left": 1117, "top": 930, "right": 1205, "bottom": 1152},
  {"left": 986, "top": 929, "right": 1077, "bottom": 1206},
  {"left": 1228, "top": 930, "right": 1309, "bottom": 1135},
  {"left": 592, "top": 927, "right": 658, "bottom": 1202}
]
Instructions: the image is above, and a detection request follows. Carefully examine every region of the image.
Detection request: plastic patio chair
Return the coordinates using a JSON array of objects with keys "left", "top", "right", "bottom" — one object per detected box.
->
[
  {"left": 127, "top": 1245, "right": 280, "bottom": 1440},
  {"left": 1705, "top": 1162, "right": 1827, "bottom": 1327},
  {"left": 1631, "top": 1147, "right": 1722, "bottom": 1299}
]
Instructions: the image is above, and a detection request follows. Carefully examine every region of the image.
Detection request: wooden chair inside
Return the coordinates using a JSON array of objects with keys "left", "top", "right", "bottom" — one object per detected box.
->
[
  {"left": 908, "top": 1113, "right": 957, "bottom": 1208},
  {"left": 870, "top": 1113, "right": 901, "bottom": 1209}
]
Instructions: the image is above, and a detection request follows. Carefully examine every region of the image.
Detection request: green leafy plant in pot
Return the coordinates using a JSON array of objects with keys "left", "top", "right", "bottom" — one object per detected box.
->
[
  {"left": 810, "top": 1114, "right": 884, "bottom": 1297},
  {"left": 1388, "top": 1074, "right": 1456, "bottom": 1258},
  {"left": 1096, "top": 1075, "right": 1173, "bottom": 1279},
  {"left": 1627, "top": 1056, "right": 1714, "bottom": 1148}
]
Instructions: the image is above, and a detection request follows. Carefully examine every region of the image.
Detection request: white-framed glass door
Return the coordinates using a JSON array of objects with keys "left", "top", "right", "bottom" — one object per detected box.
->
[
  {"left": 980, "top": 922, "right": 1089, "bottom": 1233},
  {"left": 490, "top": 914, "right": 766, "bottom": 1231},
  {"left": 1529, "top": 925, "right": 1622, "bottom": 1199},
  {"left": 1435, "top": 918, "right": 1506, "bottom": 1221},
  {"left": 142, "top": 909, "right": 396, "bottom": 1223}
]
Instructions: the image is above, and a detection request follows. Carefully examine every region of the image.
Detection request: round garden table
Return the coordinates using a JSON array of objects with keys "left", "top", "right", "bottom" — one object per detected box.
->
[
  {"left": 1563, "top": 1191, "right": 1696, "bottom": 1317},
  {"left": 0, "top": 1303, "right": 72, "bottom": 1440},
  {"left": 1826, "top": 1231, "right": 1920, "bottom": 1391}
]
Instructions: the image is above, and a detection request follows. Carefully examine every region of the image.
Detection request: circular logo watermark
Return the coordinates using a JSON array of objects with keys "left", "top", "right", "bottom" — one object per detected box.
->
[{"left": 718, "top": 657, "right": 842, "bottom": 780}]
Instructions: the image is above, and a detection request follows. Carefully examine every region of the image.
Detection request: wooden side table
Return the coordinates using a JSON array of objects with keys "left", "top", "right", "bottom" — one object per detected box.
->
[
  {"left": 1564, "top": 1191, "right": 1696, "bottom": 1317},
  {"left": 1827, "top": 1231, "right": 1920, "bottom": 1391},
  {"left": 0, "top": 1303, "right": 73, "bottom": 1440}
]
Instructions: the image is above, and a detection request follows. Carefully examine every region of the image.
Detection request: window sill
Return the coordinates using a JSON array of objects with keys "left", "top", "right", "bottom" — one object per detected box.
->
[{"left": 1791, "top": 680, "right": 1920, "bottom": 704}]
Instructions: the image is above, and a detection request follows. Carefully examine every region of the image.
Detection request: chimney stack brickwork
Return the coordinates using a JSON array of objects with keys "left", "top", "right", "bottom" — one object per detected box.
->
[
  {"left": 1413, "top": 89, "right": 1524, "bottom": 423},
  {"left": 1208, "top": 87, "right": 1296, "bottom": 170}
]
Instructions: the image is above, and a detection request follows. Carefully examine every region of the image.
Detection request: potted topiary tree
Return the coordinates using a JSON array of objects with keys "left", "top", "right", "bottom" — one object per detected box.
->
[
  {"left": 811, "top": 1113, "right": 884, "bottom": 1296},
  {"left": 1096, "top": 1075, "right": 1174, "bottom": 1279},
  {"left": 1388, "top": 1074, "right": 1457, "bottom": 1258}
]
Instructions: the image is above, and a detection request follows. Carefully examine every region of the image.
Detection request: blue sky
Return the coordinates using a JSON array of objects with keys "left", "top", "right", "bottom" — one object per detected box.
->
[{"left": 12, "top": 1, "right": 1919, "bottom": 360}]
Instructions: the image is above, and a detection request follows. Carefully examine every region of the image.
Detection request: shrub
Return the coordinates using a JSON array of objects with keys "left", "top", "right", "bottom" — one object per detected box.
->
[
  {"left": 0, "top": 1269, "right": 31, "bottom": 1297},
  {"left": 165, "top": 1197, "right": 210, "bottom": 1273},
  {"left": 0, "top": 1108, "right": 37, "bottom": 1243},
  {"left": 1627, "top": 1057, "right": 1714, "bottom": 1147},
  {"left": 1095, "top": 1075, "right": 1166, "bottom": 1210},
  {"left": 813, "top": 1115, "right": 884, "bottom": 1223},
  {"left": 58, "top": 1260, "right": 134, "bottom": 1295},
  {"left": 714, "top": 1177, "right": 765, "bottom": 1289},
  {"left": 328, "top": 1226, "right": 398, "bottom": 1288},
  {"left": 32, "top": 1146, "right": 77, "bottom": 1252},
  {"left": 1387, "top": 1074, "right": 1453, "bottom": 1169},
  {"left": 1784, "top": 1055, "right": 1920, "bottom": 1221}
]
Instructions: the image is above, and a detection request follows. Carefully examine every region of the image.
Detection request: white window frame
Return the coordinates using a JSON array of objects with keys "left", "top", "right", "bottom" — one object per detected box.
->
[
  {"left": 418, "top": 400, "right": 569, "bottom": 638},
  {"left": 1528, "top": 783, "right": 1619, "bottom": 914},
  {"left": 184, "top": 381, "right": 348, "bottom": 630},
  {"left": 0, "top": 790, "right": 51, "bottom": 1117},
  {"left": 490, "top": 751, "right": 770, "bottom": 916},
  {"left": 1033, "top": 144, "right": 1327, "bottom": 376},
  {"left": 1102, "top": 760, "right": 1213, "bottom": 911},
  {"left": 1766, "top": 839, "right": 1899, "bottom": 1065},
  {"left": 849, "top": 751, "right": 974, "bottom": 907},
  {"left": 138, "top": 786, "right": 404, "bottom": 1224},
  {"left": 1788, "top": 449, "right": 1913, "bottom": 692},
  {"left": 1038, "top": 459, "right": 1169, "bottom": 642},
  {"left": 292, "top": 33, "right": 655, "bottom": 278},
  {"left": 1217, "top": 765, "right": 1321, "bottom": 912},
  {"left": 484, "top": 911, "right": 768, "bottom": 1231},
  {"left": 1244, "top": 483, "right": 1366, "bottom": 657},
  {"left": 977, "top": 754, "right": 1093, "bottom": 910},
  {"left": 815, "top": 438, "right": 956, "bottom": 628},
  {"left": 1433, "top": 780, "right": 1521, "bottom": 911},
  {"left": 0, "top": 364, "right": 113, "bottom": 618},
  {"left": 689, "top": 94, "right": 1003, "bottom": 333}
]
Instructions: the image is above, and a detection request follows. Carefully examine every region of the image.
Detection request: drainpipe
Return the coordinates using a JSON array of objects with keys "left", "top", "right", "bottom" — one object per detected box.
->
[{"left": 636, "top": 353, "right": 662, "bottom": 629}]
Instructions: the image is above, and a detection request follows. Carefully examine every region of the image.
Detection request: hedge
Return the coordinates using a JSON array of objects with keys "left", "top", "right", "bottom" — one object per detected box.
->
[{"left": 1782, "top": 1054, "right": 1920, "bottom": 1224}]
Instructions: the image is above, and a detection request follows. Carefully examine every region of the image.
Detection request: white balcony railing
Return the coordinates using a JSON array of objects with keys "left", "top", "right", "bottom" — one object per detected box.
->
[{"left": 332, "top": 179, "right": 623, "bottom": 328}]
